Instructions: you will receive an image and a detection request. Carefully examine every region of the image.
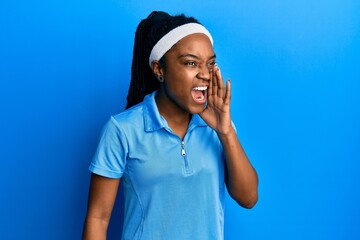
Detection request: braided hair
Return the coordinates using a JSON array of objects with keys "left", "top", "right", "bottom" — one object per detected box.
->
[{"left": 125, "top": 11, "right": 200, "bottom": 109}]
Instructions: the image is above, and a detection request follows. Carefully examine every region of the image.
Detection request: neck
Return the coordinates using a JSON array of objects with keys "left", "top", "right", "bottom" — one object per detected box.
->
[
  {"left": 155, "top": 91, "right": 191, "bottom": 139},
  {"left": 156, "top": 92, "right": 190, "bottom": 123}
]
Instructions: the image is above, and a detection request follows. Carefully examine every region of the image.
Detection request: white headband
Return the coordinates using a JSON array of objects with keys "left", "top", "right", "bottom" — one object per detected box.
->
[{"left": 148, "top": 23, "right": 213, "bottom": 67}]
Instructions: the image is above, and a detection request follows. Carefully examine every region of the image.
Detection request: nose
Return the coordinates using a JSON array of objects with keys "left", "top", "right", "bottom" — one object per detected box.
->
[{"left": 196, "top": 64, "right": 211, "bottom": 81}]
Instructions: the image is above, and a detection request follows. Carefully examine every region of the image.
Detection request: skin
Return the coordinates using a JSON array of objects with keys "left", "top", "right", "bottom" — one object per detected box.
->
[
  {"left": 153, "top": 33, "right": 258, "bottom": 207},
  {"left": 83, "top": 33, "right": 258, "bottom": 240}
]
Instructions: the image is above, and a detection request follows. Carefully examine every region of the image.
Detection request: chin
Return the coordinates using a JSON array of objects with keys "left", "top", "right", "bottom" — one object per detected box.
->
[{"left": 188, "top": 103, "right": 206, "bottom": 114}]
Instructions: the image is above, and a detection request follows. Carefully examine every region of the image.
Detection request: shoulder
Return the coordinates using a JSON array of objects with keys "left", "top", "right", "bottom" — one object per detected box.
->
[{"left": 111, "top": 103, "right": 145, "bottom": 131}]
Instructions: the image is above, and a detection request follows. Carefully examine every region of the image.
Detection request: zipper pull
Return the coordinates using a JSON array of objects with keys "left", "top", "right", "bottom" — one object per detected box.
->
[{"left": 181, "top": 141, "right": 186, "bottom": 156}]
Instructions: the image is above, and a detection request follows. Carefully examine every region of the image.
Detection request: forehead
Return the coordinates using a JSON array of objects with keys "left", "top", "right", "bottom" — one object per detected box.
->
[{"left": 168, "top": 33, "right": 214, "bottom": 59}]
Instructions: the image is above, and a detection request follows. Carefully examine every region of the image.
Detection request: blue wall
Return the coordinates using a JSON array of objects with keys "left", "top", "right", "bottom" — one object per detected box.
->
[{"left": 1, "top": 1, "right": 359, "bottom": 239}]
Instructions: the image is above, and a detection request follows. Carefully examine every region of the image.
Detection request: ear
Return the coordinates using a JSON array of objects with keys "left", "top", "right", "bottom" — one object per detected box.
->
[{"left": 152, "top": 61, "right": 165, "bottom": 82}]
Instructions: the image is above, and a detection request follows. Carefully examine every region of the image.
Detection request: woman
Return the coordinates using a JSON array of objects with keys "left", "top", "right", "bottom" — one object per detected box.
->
[{"left": 83, "top": 11, "right": 258, "bottom": 240}]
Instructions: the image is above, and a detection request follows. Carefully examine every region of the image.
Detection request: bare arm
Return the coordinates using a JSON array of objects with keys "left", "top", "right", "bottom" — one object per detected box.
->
[
  {"left": 200, "top": 65, "right": 258, "bottom": 208},
  {"left": 218, "top": 129, "right": 258, "bottom": 208},
  {"left": 82, "top": 173, "right": 120, "bottom": 240}
]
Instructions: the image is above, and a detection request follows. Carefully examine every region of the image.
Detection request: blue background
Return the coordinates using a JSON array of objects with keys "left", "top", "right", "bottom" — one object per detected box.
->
[{"left": 1, "top": 1, "right": 359, "bottom": 239}]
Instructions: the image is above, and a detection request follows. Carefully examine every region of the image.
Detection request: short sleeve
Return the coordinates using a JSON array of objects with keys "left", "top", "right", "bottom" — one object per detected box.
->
[{"left": 89, "top": 116, "right": 128, "bottom": 178}]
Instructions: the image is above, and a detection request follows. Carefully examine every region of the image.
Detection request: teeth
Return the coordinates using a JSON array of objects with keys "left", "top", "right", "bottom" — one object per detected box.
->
[{"left": 193, "top": 86, "right": 208, "bottom": 91}]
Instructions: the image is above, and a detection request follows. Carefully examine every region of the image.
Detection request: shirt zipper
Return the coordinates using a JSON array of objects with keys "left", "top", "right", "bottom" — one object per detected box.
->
[
  {"left": 181, "top": 140, "right": 192, "bottom": 175},
  {"left": 181, "top": 141, "right": 186, "bottom": 156}
]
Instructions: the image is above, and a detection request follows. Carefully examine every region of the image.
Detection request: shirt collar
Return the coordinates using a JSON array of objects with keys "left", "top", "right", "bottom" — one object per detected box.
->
[{"left": 143, "top": 91, "right": 207, "bottom": 132}]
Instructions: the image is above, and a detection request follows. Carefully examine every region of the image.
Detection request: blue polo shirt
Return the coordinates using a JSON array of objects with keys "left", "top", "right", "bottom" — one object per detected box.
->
[{"left": 89, "top": 91, "right": 226, "bottom": 240}]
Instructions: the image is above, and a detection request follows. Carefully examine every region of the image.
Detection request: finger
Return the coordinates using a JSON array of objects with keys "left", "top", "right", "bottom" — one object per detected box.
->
[
  {"left": 224, "top": 79, "right": 231, "bottom": 105},
  {"left": 216, "top": 66, "right": 224, "bottom": 99},
  {"left": 207, "top": 69, "right": 213, "bottom": 97},
  {"left": 212, "top": 66, "right": 218, "bottom": 96}
]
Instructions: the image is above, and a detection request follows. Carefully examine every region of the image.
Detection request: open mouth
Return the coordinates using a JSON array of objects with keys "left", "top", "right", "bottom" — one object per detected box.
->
[{"left": 191, "top": 86, "right": 208, "bottom": 104}]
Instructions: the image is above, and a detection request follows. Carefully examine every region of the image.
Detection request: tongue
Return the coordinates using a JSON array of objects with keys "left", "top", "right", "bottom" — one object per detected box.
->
[{"left": 191, "top": 90, "right": 204, "bottom": 102}]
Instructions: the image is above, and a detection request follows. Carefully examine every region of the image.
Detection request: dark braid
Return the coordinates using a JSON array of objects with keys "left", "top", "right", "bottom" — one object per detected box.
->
[{"left": 125, "top": 11, "right": 200, "bottom": 109}]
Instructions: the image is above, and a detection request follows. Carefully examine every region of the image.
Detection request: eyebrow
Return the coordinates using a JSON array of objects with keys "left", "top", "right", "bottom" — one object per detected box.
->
[{"left": 178, "top": 53, "right": 216, "bottom": 61}]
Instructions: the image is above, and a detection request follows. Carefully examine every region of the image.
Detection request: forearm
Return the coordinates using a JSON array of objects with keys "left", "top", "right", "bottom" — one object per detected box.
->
[
  {"left": 218, "top": 128, "right": 258, "bottom": 208},
  {"left": 83, "top": 174, "right": 120, "bottom": 240},
  {"left": 82, "top": 216, "right": 109, "bottom": 240}
]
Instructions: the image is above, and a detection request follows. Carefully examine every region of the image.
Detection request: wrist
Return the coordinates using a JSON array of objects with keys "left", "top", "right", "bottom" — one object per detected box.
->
[{"left": 217, "top": 126, "right": 236, "bottom": 139}]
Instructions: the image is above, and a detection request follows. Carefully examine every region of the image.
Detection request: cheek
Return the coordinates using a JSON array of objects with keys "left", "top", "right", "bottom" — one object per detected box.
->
[
  {"left": 167, "top": 68, "right": 197, "bottom": 83},
  {"left": 167, "top": 72, "right": 193, "bottom": 94},
  {"left": 162, "top": 63, "right": 198, "bottom": 95},
  {"left": 165, "top": 81, "right": 186, "bottom": 99}
]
